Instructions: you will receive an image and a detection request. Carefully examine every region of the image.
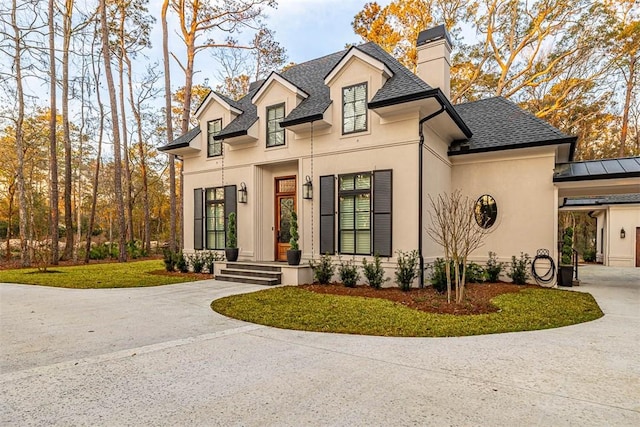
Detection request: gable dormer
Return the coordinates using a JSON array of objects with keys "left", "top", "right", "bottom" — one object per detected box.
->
[{"left": 250, "top": 72, "right": 309, "bottom": 149}]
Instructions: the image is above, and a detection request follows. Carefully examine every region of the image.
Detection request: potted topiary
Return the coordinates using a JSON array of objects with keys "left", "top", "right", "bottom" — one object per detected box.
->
[
  {"left": 225, "top": 212, "right": 239, "bottom": 262},
  {"left": 286, "top": 211, "right": 302, "bottom": 265},
  {"left": 559, "top": 227, "right": 574, "bottom": 287}
]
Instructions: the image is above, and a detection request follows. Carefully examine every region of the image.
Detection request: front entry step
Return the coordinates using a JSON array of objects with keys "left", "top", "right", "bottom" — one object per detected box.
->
[{"left": 216, "top": 262, "right": 282, "bottom": 286}]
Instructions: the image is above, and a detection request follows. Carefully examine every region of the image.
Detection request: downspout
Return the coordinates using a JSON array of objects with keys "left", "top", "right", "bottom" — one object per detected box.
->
[{"left": 418, "top": 105, "right": 445, "bottom": 288}]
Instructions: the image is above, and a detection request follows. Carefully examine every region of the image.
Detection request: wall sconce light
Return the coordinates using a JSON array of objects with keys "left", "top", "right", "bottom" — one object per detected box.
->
[
  {"left": 238, "top": 182, "right": 247, "bottom": 204},
  {"left": 302, "top": 175, "right": 313, "bottom": 200},
  {"left": 620, "top": 228, "right": 626, "bottom": 239}
]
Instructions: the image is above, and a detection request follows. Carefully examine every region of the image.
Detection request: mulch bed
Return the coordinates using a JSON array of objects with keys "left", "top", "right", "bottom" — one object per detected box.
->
[{"left": 300, "top": 282, "right": 537, "bottom": 315}]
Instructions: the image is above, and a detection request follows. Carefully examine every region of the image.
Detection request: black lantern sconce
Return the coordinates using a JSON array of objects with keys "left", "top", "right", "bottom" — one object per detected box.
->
[
  {"left": 620, "top": 228, "right": 626, "bottom": 239},
  {"left": 302, "top": 175, "right": 313, "bottom": 200},
  {"left": 238, "top": 182, "right": 247, "bottom": 204}
]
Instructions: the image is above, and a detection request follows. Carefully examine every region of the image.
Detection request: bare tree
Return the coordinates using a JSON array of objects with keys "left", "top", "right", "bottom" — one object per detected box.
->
[
  {"left": 427, "top": 191, "right": 492, "bottom": 303},
  {"left": 47, "top": 0, "right": 59, "bottom": 264}
]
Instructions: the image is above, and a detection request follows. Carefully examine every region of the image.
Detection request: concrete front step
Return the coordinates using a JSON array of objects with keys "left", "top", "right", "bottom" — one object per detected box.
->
[
  {"left": 220, "top": 268, "right": 281, "bottom": 280},
  {"left": 215, "top": 273, "right": 280, "bottom": 286},
  {"left": 225, "top": 262, "right": 282, "bottom": 272}
]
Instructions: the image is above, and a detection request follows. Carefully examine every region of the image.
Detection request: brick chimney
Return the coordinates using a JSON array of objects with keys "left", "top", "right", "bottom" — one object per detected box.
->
[{"left": 416, "top": 25, "right": 452, "bottom": 99}]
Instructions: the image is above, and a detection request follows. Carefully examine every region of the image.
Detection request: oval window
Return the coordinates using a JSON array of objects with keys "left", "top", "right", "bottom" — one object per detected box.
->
[{"left": 475, "top": 195, "right": 497, "bottom": 228}]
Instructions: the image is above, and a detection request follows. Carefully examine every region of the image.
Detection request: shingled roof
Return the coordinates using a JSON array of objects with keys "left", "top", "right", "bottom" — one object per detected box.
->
[
  {"left": 158, "top": 126, "right": 201, "bottom": 151},
  {"left": 562, "top": 193, "right": 640, "bottom": 207},
  {"left": 163, "top": 41, "right": 573, "bottom": 155},
  {"left": 450, "top": 97, "right": 576, "bottom": 156}
]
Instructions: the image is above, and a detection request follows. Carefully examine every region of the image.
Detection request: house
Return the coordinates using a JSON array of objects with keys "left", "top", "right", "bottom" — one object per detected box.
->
[
  {"left": 159, "top": 25, "right": 640, "bottom": 285},
  {"left": 561, "top": 192, "right": 640, "bottom": 267}
]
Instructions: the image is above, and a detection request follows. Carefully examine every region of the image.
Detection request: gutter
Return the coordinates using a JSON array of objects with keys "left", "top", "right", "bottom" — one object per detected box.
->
[{"left": 417, "top": 104, "right": 446, "bottom": 288}]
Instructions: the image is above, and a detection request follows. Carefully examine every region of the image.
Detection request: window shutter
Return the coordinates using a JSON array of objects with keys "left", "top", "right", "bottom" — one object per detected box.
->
[
  {"left": 319, "top": 175, "right": 335, "bottom": 255},
  {"left": 194, "top": 188, "right": 204, "bottom": 250},
  {"left": 224, "top": 185, "right": 237, "bottom": 240},
  {"left": 373, "top": 170, "right": 392, "bottom": 257}
]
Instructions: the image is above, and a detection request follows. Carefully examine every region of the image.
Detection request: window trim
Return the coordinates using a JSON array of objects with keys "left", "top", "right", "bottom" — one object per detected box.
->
[
  {"left": 338, "top": 172, "right": 372, "bottom": 255},
  {"left": 342, "top": 82, "right": 368, "bottom": 135},
  {"left": 205, "top": 187, "right": 226, "bottom": 249},
  {"left": 207, "top": 118, "right": 223, "bottom": 158},
  {"left": 266, "top": 103, "right": 286, "bottom": 148}
]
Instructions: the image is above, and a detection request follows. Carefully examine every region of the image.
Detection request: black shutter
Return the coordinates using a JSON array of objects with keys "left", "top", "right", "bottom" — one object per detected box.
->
[
  {"left": 194, "top": 188, "right": 204, "bottom": 250},
  {"left": 224, "top": 185, "right": 237, "bottom": 246},
  {"left": 319, "top": 175, "right": 335, "bottom": 255},
  {"left": 373, "top": 170, "right": 392, "bottom": 257}
]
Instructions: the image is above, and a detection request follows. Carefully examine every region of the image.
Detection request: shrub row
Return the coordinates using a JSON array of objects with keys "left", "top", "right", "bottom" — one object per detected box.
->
[{"left": 163, "top": 250, "right": 223, "bottom": 274}]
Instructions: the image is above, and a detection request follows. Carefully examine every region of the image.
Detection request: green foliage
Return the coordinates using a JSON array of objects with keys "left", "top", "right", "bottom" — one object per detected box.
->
[
  {"left": 429, "top": 258, "right": 450, "bottom": 293},
  {"left": 561, "top": 227, "right": 574, "bottom": 265},
  {"left": 309, "top": 253, "right": 335, "bottom": 285},
  {"left": 362, "top": 254, "right": 388, "bottom": 289},
  {"left": 0, "top": 260, "right": 201, "bottom": 289},
  {"left": 202, "top": 251, "right": 222, "bottom": 274},
  {"left": 227, "top": 212, "right": 237, "bottom": 249},
  {"left": 211, "top": 286, "right": 604, "bottom": 337},
  {"left": 465, "top": 262, "right": 487, "bottom": 283},
  {"left": 176, "top": 252, "right": 189, "bottom": 273},
  {"left": 338, "top": 258, "right": 360, "bottom": 288},
  {"left": 289, "top": 211, "right": 299, "bottom": 251},
  {"left": 126, "top": 240, "right": 146, "bottom": 259},
  {"left": 89, "top": 243, "right": 111, "bottom": 260},
  {"left": 163, "top": 249, "right": 177, "bottom": 272},
  {"left": 395, "top": 250, "right": 419, "bottom": 291},
  {"left": 189, "top": 252, "right": 205, "bottom": 273},
  {"left": 508, "top": 252, "right": 531, "bottom": 285},
  {"left": 486, "top": 251, "right": 504, "bottom": 282},
  {"left": 582, "top": 248, "right": 596, "bottom": 263}
]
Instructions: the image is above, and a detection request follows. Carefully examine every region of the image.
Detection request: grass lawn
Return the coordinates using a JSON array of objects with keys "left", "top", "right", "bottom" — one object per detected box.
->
[
  {"left": 211, "top": 286, "right": 604, "bottom": 337},
  {"left": 0, "top": 260, "right": 202, "bottom": 289}
]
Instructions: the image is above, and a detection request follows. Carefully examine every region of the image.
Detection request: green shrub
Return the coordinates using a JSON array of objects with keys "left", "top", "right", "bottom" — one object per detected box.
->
[
  {"left": 429, "top": 258, "right": 449, "bottom": 293},
  {"left": 508, "top": 252, "right": 531, "bottom": 285},
  {"left": 163, "top": 249, "right": 177, "bottom": 272},
  {"left": 202, "top": 251, "right": 222, "bottom": 274},
  {"left": 466, "top": 262, "right": 487, "bottom": 283},
  {"left": 176, "top": 252, "right": 189, "bottom": 273},
  {"left": 561, "top": 227, "right": 573, "bottom": 265},
  {"left": 289, "top": 211, "right": 299, "bottom": 251},
  {"left": 89, "top": 243, "right": 110, "bottom": 260},
  {"left": 309, "top": 253, "right": 335, "bottom": 284},
  {"left": 395, "top": 250, "right": 419, "bottom": 291},
  {"left": 189, "top": 252, "right": 205, "bottom": 273},
  {"left": 127, "top": 240, "right": 146, "bottom": 259},
  {"left": 485, "top": 251, "right": 504, "bottom": 282},
  {"left": 338, "top": 258, "right": 360, "bottom": 288},
  {"left": 362, "top": 254, "right": 388, "bottom": 289},
  {"left": 227, "top": 212, "right": 237, "bottom": 249},
  {"left": 582, "top": 248, "right": 596, "bottom": 263}
]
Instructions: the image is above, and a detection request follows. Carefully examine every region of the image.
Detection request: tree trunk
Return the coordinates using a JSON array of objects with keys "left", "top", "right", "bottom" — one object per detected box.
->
[
  {"left": 619, "top": 55, "right": 636, "bottom": 158},
  {"left": 99, "top": 0, "right": 127, "bottom": 262},
  {"left": 61, "top": 0, "right": 74, "bottom": 260},
  {"left": 11, "top": 0, "right": 30, "bottom": 267},
  {"left": 125, "top": 55, "right": 151, "bottom": 253},
  {"left": 48, "top": 0, "right": 59, "bottom": 265},
  {"left": 5, "top": 183, "right": 15, "bottom": 261},
  {"left": 117, "top": 6, "right": 134, "bottom": 243},
  {"left": 162, "top": 0, "right": 177, "bottom": 252}
]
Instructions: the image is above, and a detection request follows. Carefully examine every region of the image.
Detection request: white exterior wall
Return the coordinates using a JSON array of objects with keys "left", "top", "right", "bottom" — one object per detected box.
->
[
  {"left": 607, "top": 205, "right": 640, "bottom": 267},
  {"left": 450, "top": 147, "right": 558, "bottom": 267},
  {"left": 180, "top": 55, "right": 436, "bottom": 283}
]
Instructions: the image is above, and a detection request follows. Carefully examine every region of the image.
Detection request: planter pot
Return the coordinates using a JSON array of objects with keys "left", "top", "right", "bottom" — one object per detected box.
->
[
  {"left": 225, "top": 248, "right": 239, "bottom": 262},
  {"left": 286, "top": 249, "right": 302, "bottom": 266},
  {"left": 559, "top": 265, "right": 573, "bottom": 287}
]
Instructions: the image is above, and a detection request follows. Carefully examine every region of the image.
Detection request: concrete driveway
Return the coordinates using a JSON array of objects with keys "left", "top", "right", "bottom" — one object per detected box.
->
[{"left": 1, "top": 265, "right": 638, "bottom": 426}]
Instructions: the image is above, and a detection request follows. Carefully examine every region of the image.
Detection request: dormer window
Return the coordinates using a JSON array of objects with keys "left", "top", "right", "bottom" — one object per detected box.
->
[
  {"left": 342, "top": 82, "right": 367, "bottom": 134},
  {"left": 266, "top": 103, "right": 285, "bottom": 147},
  {"left": 207, "top": 119, "right": 222, "bottom": 157}
]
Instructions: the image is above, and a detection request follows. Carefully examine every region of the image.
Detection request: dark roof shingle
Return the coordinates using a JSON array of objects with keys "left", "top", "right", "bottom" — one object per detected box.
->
[{"left": 158, "top": 126, "right": 201, "bottom": 151}]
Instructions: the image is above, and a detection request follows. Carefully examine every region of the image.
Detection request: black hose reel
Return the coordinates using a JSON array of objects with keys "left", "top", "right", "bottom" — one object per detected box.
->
[{"left": 532, "top": 249, "right": 556, "bottom": 286}]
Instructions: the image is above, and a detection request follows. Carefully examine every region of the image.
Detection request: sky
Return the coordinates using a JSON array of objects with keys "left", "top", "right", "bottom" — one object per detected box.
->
[{"left": 150, "top": 0, "right": 392, "bottom": 90}]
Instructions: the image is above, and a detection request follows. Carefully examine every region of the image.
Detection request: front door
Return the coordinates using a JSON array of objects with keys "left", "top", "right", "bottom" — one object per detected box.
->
[
  {"left": 636, "top": 227, "right": 640, "bottom": 267},
  {"left": 275, "top": 176, "right": 296, "bottom": 261}
]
